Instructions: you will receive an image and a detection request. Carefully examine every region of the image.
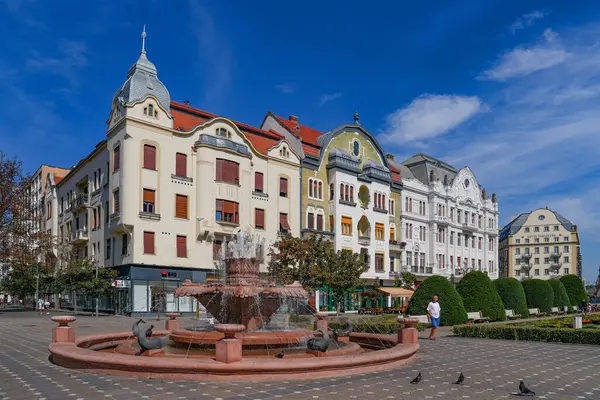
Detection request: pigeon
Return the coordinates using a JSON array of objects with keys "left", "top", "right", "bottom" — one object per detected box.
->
[
  {"left": 275, "top": 350, "right": 284, "bottom": 359},
  {"left": 518, "top": 380, "right": 535, "bottom": 396},
  {"left": 454, "top": 372, "right": 464, "bottom": 384},
  {"left": 410, "top": 372, "right": 422, "bottom": 384}
]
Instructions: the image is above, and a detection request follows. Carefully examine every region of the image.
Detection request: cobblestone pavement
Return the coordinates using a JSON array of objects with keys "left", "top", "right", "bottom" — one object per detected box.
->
[{"left": 1, "top": 309, "right": 599, "bottom": 399}]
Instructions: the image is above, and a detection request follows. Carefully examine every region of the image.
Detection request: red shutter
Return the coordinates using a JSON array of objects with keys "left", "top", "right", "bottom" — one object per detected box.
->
[
  {"left": 176, "top": 235, "right": 186, "bottom": 258},
  {"left": 280, "top": 178, "right": 288, "bottom": 195},
  {"left": 350, "top": 186, "right": 354, "bottom": 201},
  {"left": 175, "top": 153, "right": 187, "bottom": 177},
  {"left": 255, "top": 172, "right": 263, "bottom": 192},
  {"left": 308, "top": 213, "right": 314, "bottom": 229},
  {"left": 234, "top": 162, "right": 239, "bottom": 184},
  {"left": 255, "top": 208, "right": 264, "bottom": 228},
  {"left": 175, "top": 195, "right": 188, "bottom": 219},
  {"left": 143, "top": 189, "right": 155, "bottom": 204},
  {"left": 339, "top": 184, "right": 343, "bottom": 200},
  {"left": 114, "top": 146, "right": 120, "bottom": 171},
  {"left": 280, "top": 213, "right": 291, "bottom": 230},
  {"left": 144, "top": 231, "right": 155, "bottom": 254},
  {"left": 216, "top": 159, "right": 223, "bottom": 181},
  {"left": 317, "top": 214, "right": 323, "bottom": 230},
  {"left": 144, "top": 145, "right": 156, "bottom": 169}
]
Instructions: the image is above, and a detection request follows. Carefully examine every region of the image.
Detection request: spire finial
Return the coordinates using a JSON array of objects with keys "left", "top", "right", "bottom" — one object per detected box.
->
[
  {"left": 141, "top": 25, "right": 147, "bottom": 54},
  {"left": 353, "top": 111, "right": 360, "bottom": 125}
]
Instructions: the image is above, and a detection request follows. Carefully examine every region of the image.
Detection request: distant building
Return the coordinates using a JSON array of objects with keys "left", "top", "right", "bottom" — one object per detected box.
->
[{"left": 499, "top": 208, "right": 580, "bottom": 280}]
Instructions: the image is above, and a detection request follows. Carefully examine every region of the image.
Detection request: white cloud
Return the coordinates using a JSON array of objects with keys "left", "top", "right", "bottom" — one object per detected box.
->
[
  {"left": 509, "top": 10, "right": 546, "bottom": 34},
  {"left": 26, "top": 40, "right": 87, "bottom": 88},
  {"left": 275, "top": 83, "right": 295, "bottom": 94},
  {"left": 479, "top": 29, "right": 568, "bottom": 81},
  {"left": 319, "top": 92, "right": 342, "bottom": 105},
  {"left": 380, "top": 94, "right": 483, "bottom": 142}
]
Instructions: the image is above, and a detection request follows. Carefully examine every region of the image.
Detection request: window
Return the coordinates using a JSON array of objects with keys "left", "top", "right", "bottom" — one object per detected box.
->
[
  {"left": 143, "top": 144, "right": 156, "bottom": 170},
  {"left": 544, "top": 246, "right": 549, "bottom": 253},
  {"left": 544, "top": 269, "right": 550, "bottom": 275},
  {"left": 105, "top": 238, "right": 111, "bottom": 260},
  {"left": 534, "top": 269, "right": 540, "bottom": 276},
  {"left": 390, "top": 256, "right": 395, "bottom": 272},
  {"left": 390, "top": 226, "right": 396, "bottom": 241},
  {"left": 308, "top": 178, "right": 323, "bottom": 200},
  {"left": 307, "top": 212, "right": 315, "bottom": 229},
  {"left": 564, "top": 268, "right": 569, "bottom": 274},
  {"left": 554, "top": 225, "right": 559, "bottom": 231},
  {"left": 544, "top": 257, "right": 550, "bottom": 264},
  {"left": 525, "top": 227, "right": 530, "bottom": 232},
  {"left": 554, "top": 237, "right": 559, "bottom": 242},
  {"left": 175, "top": 153, "right": 187, "bottom": 177},
  {"left": 329, "top": 215, "right": 334, "bottom": 232},
  {"left": 516, "top": 239, "right": 521, "bottom": 244},
  {"left": 255, "top": 209, "right": 265, "bottom": 229},
  {"left": 544, "top": 237, "right": 549, "bottom": 243},
  {"left": 175, "top": 194, "right": 188, "bottom": 219},
  {"left": 553, "top": 246, "right": 559, "bottom": 253},
  {"left": 279, "top": 213, "right": 291, "bottom": 233},
  {"left": 216, "top": 159, "right": 240, "bottom": 184},
  {"left": 389, "top": 199, "right": 395, "bottom": 216},
  {"left": 316, "top": 214, "right": 323, "bottom": 230},
  {"left": 564, "top": 236, "right": 569, "bottom": 241},
  {"left": 143, "top": 103, "right": 157, "bottom": 117},
  {"left": 375, "top": 253, "right": 384, "bottom": 272},
  {"left": 121, "top": 234, "right": 128, "bottom": 255},
  {"left": 144, "top": 231, "right": 155, "bottom": 254},
  {"left": 176, "top": 235, "right": 187, "bottom": 258},
  {"left": 341, "top": 216, "right": 352, "bottom": 236},
  {"left": 113, "top": 146, "right": 120, "bottom": 172},
  {"left": 534, "top": 238, "right": 539, "bottom": 243},
  {"left": 534, "top": 227, "right": 539, "bottom": 232},
  {"left": 516, "top": 248, "right": 521, "bottom": 255},
  {"left": 105, "top": 201, "right": 109, "bottom": 222},
  {"left": 478, "top": 237, "right": 482, "bottom": 249},
  {"left": 353, "top": 140, "right": 360, "bottom": 156},
  {"left": 254, "top": 172, "right": 264, "bottom": 193},
  {"left": 216, "top": 200, "right": 239, "bottom": 224},
  {"left": 212, "top": 240, "right": 223, "bottom": 260},
  {"left": 525, "top": 238, "right": 530, "bottom": 243},
  {"left": 329, "top": 183, "right": 334, "bottom": 200},
  {"left": 564, "top": 246, "right": 569, "bottom": 253},
  {"left": 216, "top": 127, "right": 231, "bottom": 138},
  {"left": 457, "top": 233, "right": 462, "bottom": 246},
  {"left": 534, "top": 257, "right": 539, "bottom": 264},
  {"left": 534, "top": 247, "right": 539, "bottom": 254},
  {"left": 279, "top": 177, "right": 288, "bottom": 197},
  {"left": 524, "top": 248, "right": 530, "bottom": 254},
  {"left": 143, "top": 189, "right": 155, "bottom": 213},
  {"left": 375, "top": 223, "right": 385, "bottom": 241},
  {"left": 92, "top": 208, "right": 97, "bottom": 229},
  {"left": 564, "top": 256, "right": 569, "bottom": 263},
  {"left": 543, "top": 226, "right": 548, "bottom": 232},
  {"left": 113, "top": 190, "right": 120, "bottom": 214}
]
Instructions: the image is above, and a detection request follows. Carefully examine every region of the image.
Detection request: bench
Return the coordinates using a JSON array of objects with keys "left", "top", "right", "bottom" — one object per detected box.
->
[
  {"left": 505, "top": 309, "right": 520, "bottom": 320},
  {"left": 467, "top": 311, "right": 490, "bottom": 323},
  {"left": 550, "top": 307, "right": 564, "bottom": 315},
  {"left": 528, "top": 308, "right": 544, "bottom": 317}
]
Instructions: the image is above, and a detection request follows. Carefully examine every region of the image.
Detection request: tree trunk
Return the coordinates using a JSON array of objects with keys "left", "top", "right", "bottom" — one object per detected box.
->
[{"left": 73, "top": 291, "right": 77, "bottom": 315}]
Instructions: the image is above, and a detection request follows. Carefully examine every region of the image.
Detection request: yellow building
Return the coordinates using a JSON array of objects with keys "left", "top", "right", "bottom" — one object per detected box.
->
[{"left": 499, "top": 207, "right": 581, "bottom": 280}]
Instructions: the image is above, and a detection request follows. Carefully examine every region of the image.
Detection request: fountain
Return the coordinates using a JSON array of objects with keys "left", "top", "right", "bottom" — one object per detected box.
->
[{"left": 48, "top": 231, "right": 419, "bottom": 380}]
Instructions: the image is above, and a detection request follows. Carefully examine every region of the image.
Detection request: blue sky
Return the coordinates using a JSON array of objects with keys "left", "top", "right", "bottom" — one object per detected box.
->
[{"left": 1, "top": 0, "right": 599, "bottom": 282}]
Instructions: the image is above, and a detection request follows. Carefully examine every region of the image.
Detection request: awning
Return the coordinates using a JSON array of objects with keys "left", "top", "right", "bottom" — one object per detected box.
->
[{"left": 377, "top": 287, "right": 414, "bottom": 297}]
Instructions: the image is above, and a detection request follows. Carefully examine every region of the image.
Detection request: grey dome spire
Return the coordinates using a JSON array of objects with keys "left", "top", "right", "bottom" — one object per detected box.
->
[{"left": 112, "top": 26, "right": 171, "bottom": 113}]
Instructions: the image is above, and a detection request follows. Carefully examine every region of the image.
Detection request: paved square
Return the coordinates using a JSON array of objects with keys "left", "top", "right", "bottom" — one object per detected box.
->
[{"left": 1, "top": 309, "right": 599, "bottom": 399}]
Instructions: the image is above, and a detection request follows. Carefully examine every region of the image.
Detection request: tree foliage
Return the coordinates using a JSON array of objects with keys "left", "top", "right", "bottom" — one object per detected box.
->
[
  {"left": 394, "top": 272, "right": 417, "bottom": 289},
  {"left": 406, "top": 275, "right": 467, "bottom": 326},
  {"left": 56, "top": 259, "right": 117, "bottom": 298},
  {"left": 456, "top": 271, "right": 506, "bottom": 321},
  {"left": 559, "top": 274, "right": 588, "bottom": 306},
  {"left": 548, "top": 279, "right": 572, "bottom": 312},
  {"left": 494, "top": 277, "right": 529, "bottom": 317},
  {"left": 521, "top": 279, "right": 554, "bottom": 313},
  {"left": 268, "top": 234, "right": 369, "bottom": 303}
]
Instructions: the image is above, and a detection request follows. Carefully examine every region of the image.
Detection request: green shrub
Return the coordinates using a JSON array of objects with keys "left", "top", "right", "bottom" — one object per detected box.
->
[
  {"left": 560, "top": 274, "right": 587, "bottom": 307},
  {"left": 521, "top": 279, "right": 554, "bottom": 313},
  {"left": 406, "top": 275, "right": 467, "bottom": 326},
  {"left": 548, "top": 279, "right": 573, "bottom": 313},
  {"left": 329, "top": 315, "right": 425, "bottom": 334},
  {"left": 456, "top": 271, "right": 506, "bottom": 321},
  {"left": 453, "top": 324, "right": 600, "bottom": 345},
  {"left": 494, "top": 277, "right": 529, "bottom": 317}
]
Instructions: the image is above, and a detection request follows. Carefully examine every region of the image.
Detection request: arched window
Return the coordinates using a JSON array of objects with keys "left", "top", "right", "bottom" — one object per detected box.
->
[
  {"left": 148, "top": 104, "right": 154, "bottom": 116},
  {"left": 350, "top": 186, "right": 354, "bottom": 202},
  {"left": 353, "top": 140, "right": 360, "bottom": 156},
  {"left": 309, "top": 181, "right": 313, "bottom": 198},
  {"left": 344, "top": 185, "right": 349, "bottom": 201},
  {"left": 339, "top": 183, "right": 344, "bottom": 200},
  {"left": 330, "top": 183, "right": 334, "bottom": 200},
  {"left": 382, "top": 195, "right": 386, "bottom": 210},
  {"left": 318, "top": 181, "right": 322, "bottom": 199}
]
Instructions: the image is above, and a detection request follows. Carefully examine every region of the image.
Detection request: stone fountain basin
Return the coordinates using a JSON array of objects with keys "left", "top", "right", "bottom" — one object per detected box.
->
[
  {"left": 169, "top": 328, "right": 314, "bottom": 347},
  {"left": 49, "top": 331, "right": 418, "bottom": 381}
]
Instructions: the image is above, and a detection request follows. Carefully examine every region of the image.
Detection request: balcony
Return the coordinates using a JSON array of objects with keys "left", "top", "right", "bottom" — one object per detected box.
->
[
  {"left": 461, "top": 222, "right": 478, "bottom": 233},
  {"left": 410, "top": 266, "right": 433, "bottom": 274},
  {"left": 139, "top": 212, "right": 161, "bottom": 221},
  {"left": 550, "top": 251, "right": 562, "bottom": 260},
  {"left": 389, "top": 240, "right": 403, "bottom": 252},
  {"left": 550, "top": 262, "right": 561, "bottom": 272},
  {"left": 358, "top": 236, "right": 371, "bottom": 246},
  {"left": 70, "top": 228, "right": 89, "bottom": 244},
  {"left": 338, "top": 199, "right": 357, "bottom": 207},
  {"left": 434, "top": 215, "right": 450, "bottom": 226},
  {"left": 373, "top": 207, "right": 388, "bottom": 214},
  {"left": 73, "top": 194, "right": 89, "bottom": 211}
]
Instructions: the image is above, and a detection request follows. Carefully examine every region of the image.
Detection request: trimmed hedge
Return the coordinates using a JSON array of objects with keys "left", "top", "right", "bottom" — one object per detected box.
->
[
  {"left": 548, "top": 279, "right": 573, "bottom": 313},
  {"left": 457, "top": 271, "right": 506, "bottom": 321},
  {"left": 560, "top": 274, "right": 587, "bottom": 306},
  {"left": 521, "top": 279, "right": 554, "bottom": 313},
  {"left": 453, "top": 324, "right": 600, "bottom": 345},
  {"left": 329, "top": 316, "right": 425, "bottom": 334},
  {"left": 494, "top": 277, "right": 529, "bottom": 318},
  {"left": 406, "top": 275, "right": 467, "bottom": 326}
]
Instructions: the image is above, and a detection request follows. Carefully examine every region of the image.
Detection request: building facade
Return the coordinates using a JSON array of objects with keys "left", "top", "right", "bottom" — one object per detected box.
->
[
  {"left": 499, "top": 207, "right": 580, "bottom": 280},
  {"left": 46, "top": 39, "right": 300, "bottom": 314}
]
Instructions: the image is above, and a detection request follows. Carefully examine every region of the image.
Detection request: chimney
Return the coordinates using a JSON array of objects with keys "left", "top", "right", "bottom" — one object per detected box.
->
[
  {"left": 386, "top": 154, "right": 395, "bottom": 160},
  {"left": 289, "top": 115, "right": 298, "bottom": 123},
  {"left": 183, "top": 100, "right": 190, "bottom": 105}
]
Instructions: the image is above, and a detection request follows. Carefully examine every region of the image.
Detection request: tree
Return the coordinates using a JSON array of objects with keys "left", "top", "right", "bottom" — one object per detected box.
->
[
  {"left": 521, "top": 279, "right": 554, "bottom": 313},
  {"left": 494, "top": 277, "right": 529, "bottom": 317},
  {"left": 406, "top": 275, "right": 467, "bottom": 326},
  {"left": 394, "top": 272, "right": 417, "bottom": 289},
  {"left": 559, "top": 274, "right": 588, "bottom": 307},
  {"left": 548, "top": 279, "right": 572, "bottom": 312},
  {"left": 456, "top": 271, "right": 505, "bottom": 321}
]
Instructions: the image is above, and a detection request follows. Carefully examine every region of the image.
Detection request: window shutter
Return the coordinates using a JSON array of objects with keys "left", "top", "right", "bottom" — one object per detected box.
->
[
  {"left": 223, "top": 200, "right": 235, "bottom": 214},
  {"left": 308, "top": 213, "right": 314, "bottom": 229},
  {"left": 113, "top": 146, "right": 120, "bottom": 171},
  {"left": 234, "top": 162, "right": 239, "bottom": 184},
  {"left": 280, "top": 213, "right": 291, "bottom": 230},
  {"left": 177, "top": 235, "right": 186, "bottom": 258},
  {"left": 175, "top": 153, "right": 187, "bottom": 176},
  {"left": 216, "top": 159, "right": 223, "bottom": 181},
  {"left": 339, "top": 184, "right": 343, "bottom": 199},
  {"left": 255, "top": 172, "right": 263, "bottom": 192},
  {"left": 255, "top": 208, "right": 264, "bottom": 228},
  {"left": 144, "top": 231, "right": 155, "bottom": 254},
  {"left": 390, "top": 226, "right": 395, "bottom": 241},
  {"left": 317, "top": 214, "right": 323, "bottom": 230},
  {"left": 280, "top": 178, "right": 288, "bottom": 195},
  {"left": 350, "top": 187, "right": 354, "bottom": 201},
  {"left": 175, "top": 194, "right": 188, "bottom": 219},
  {"left": 144, "top": 145, "right": 156, "bottom": 169},
  {"left": 143, "top": 189, "right": 155, "bottom": 204}
]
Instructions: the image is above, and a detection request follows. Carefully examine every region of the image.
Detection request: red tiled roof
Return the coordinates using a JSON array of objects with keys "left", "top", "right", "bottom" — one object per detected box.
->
[
  {"left": 302, "top": 144, "right": 320, "bottom": 157},
  {"left": 275, "top": 115, "right": 323, "bottom": 148},
  {"left": 391, "top": 171, "right": 401, "bottom": 182},
  {"left": 54, "top": 176, "right": 64, "bottom": 185},
  {"left": 170, "top": 101, "right": 283, "bottom": 156}
]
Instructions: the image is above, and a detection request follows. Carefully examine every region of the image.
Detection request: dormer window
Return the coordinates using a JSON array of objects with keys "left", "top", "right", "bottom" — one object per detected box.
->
[
  {"left": 279, "top": 147, "right": 289, "bottom": 158},
  {"left": 352, "top": 140, "right": 360, "bottom": 157},
  {"left": 216, "top": 127, "right": 232, "bottom": 138},
  {"left": 143, "top": 104, "right": 158, "bottom": 118}
]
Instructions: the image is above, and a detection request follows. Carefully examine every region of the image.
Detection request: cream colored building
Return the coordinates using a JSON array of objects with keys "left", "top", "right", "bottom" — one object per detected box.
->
[
  {"left": 499, "top": 207, "right": 581, "bottom": 280},
  {"left": 46, "top": 36, "right": 300, "bottom": 314}
]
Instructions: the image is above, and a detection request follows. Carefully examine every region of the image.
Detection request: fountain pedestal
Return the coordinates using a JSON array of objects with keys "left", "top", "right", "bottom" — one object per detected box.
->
[
  {"left": 51, "top": 316, "right": 77, "bottom": 343},
  {"left": 313, "top": 312, "right": 330, "bottom": 330},
  {"left": 397, "top": 317, "right": 419, "bottom": 344},
  {"left": 215, "top": 324, "right": 245, "bottom": 364},
  {"left": 165, "top": 313, "right": 181, "bottom": 331}
]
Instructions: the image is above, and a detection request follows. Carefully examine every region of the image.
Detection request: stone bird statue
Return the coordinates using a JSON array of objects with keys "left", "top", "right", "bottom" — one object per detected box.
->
[{"left": 307, "top": 328, "right": 330, "bottom": 352}]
